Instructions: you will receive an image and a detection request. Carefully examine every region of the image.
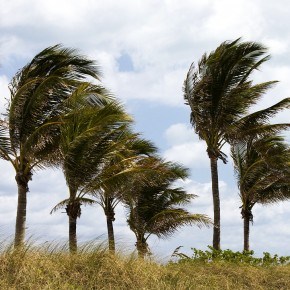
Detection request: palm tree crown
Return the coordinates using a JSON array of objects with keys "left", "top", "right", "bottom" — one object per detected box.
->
[{"left": 124, "top": 159, "right": 211, "bottom": 258}]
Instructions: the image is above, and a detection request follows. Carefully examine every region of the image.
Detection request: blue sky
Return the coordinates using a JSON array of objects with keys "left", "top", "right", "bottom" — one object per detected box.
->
[{"left": 1, "top": 0, "right": 290, "bottom": 259}]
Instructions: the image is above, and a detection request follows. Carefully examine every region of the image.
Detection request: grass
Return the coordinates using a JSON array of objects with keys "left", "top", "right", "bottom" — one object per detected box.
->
[{"left": 1, "top": 242, "right": 290, "bottom": 289}]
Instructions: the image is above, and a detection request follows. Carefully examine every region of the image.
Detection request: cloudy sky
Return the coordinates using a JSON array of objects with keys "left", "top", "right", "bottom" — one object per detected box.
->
[{"left": 1, "top": 0, "right": 290, "bottom": 259}]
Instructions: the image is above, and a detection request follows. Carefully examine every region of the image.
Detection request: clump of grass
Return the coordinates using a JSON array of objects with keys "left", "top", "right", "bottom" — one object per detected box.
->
[{"left": 0, "top": 241, "right": 290, "bottom": 289}]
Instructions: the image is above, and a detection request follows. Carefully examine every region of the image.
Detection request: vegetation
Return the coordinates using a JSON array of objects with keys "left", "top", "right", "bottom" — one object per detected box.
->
[
  {"left": 172, "top": 246, "right": 290, "bottom": 266},
  {"left": 0, "top": 243, "right": 290, "bottom": 289},
  {"left": 0, "top": 44, "right": 209, "bottom": 254},
  {"left": 231, "top": 134, "right": 290, "bottom": 251},
  {"left": 90, "top": 133, "right": 158, "bottom": 253},
  {"left": 0, "top": 38, "right": 290, "bottom": 288},
  {"left": 183, "top": 38, "right": 290, "bottom": 250},
  {"left": 50, "top": 83, "right": 131, "bottom": 252},
  {"left": 124, "top": 158, "right": 211, "bottom": 257},
  {"left": 0, "top": 45, "right": 101, "bottom": 247}
]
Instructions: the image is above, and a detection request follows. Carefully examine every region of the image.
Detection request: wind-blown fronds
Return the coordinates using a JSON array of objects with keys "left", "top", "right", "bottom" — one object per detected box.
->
[
  {"left": 183, "top": 37, "right": 288, "bottom": 160},
  {"left": 50, "top": 197, "right": 96, "bottom": 214},
  {"left": 231, "top": 133, "right": 290, "bottom": 250},
  {"left": 0, "top": 120, "right": 13, "bottom": 162},
  {"left": 3, "top": 45, "right": 107, "bottom": 247},
  {"left": 183, "top": 38, "right": 289, "bottom": 250},
  {"left": 124, "top": 159, "right": 210, "bottom": 257}
]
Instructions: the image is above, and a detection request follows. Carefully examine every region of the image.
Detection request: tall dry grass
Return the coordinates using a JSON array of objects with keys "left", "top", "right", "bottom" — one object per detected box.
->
[{"left": 0, "top": 240, "right": 290, "bottom": 289}]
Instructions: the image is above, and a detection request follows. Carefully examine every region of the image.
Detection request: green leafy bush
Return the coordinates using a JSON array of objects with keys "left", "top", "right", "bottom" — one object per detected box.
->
[{"left": 172, "top": 246, "right": 290, "bottom": 266}]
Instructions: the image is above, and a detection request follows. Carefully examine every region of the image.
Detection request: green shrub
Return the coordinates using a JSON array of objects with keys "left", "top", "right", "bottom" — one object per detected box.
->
[{"left": 172, "top": 246, "right": 290, "bottom": 266}]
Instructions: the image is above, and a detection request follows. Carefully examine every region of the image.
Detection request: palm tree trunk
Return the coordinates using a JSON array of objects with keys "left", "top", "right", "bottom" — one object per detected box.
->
[
  {"left": 210, "top": 157, "right": 221, "bottom": 250},
  {"left": 66, "top": 188, "right": 80, "bottom": 253},
  {"left": 136, "top": 236, "right": 148, "bottom": 259},
  {"left": 243, "top": 212, "right": 250, "bottom": 251},
  {"left": 14, "top": 169, "right": 31, "bottom": 248},
  {"left": 69, "top": 215, "right": 77, "bottom": 253},
  {"left": 14, "top": 179, "right": 28, "bottom": 247},
  {"left": 106, "top": 214, "right": 115, "bottom": 253},
  {"left": 104, "top": 196, "right": 116, "bottom": 253}
]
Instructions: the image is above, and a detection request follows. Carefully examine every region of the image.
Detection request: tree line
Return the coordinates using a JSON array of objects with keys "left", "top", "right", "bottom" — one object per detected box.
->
[{"left": 0, "top": 39, "right": 289, "bottom": 257}]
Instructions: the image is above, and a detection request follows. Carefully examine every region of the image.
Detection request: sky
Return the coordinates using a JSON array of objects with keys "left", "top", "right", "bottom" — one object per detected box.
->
[{"left": 1, "top": 0, "right": 290, "bottom": 259}]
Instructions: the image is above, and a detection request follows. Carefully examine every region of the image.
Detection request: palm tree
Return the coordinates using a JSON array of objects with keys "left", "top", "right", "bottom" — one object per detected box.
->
[
  {"left": 51, "top": 84, "right": 132, "bottom": 252},
  {"left": 0, "top": 45, "right": 101, "bottom": 247},
  {"left": 183, "top": 38, "right": 290, "bottom": 249},
  {"left": 124, "top": 159, "right": 211, "bottom": 258},
  {"left": 89, "top": 133, "right": 157, "bottom": 253},
  {"left": 231, "top": 134, "right": 290, "bottom": 251}
]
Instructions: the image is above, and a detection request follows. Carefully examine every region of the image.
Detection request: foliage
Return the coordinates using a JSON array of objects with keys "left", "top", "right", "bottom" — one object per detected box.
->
[
  {"left": 1, "top": 242, "right": 290, "bottom": 289},
  {"left": 124, "top": 158, "right": 211, "bottom": 257},
  {"left": 0, "top": 44, "right": 104, "bottom": 246},
  {"left": 232, "top": 134, "right": 290, "bottom": 208},
  {"left": 231, "top": 133, "right": 290, "bottom": 250},
  {"left": 172, "top": 246, "right": 290, "bottom": 266},
  {"left": 183, "top": 37, "right": 290, "bottom": 250}
]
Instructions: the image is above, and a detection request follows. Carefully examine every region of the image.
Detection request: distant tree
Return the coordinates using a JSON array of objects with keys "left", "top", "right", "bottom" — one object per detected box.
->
[
  {"left": 231, "top": 134, "right": 290, "bottom": 251},
  {"left": 184, "top": 38, "right": 290, "bottom": 249},
  {"left": 0, "top": 45, "right": 101, "bottom": 247},
  {"left": 124, "top": 159, "right": 211, "bottom": 258}
]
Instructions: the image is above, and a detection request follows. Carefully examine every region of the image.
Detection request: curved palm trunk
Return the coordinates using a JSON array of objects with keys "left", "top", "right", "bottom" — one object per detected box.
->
[
  {"left": 210, "top": 157, "right": 221, "bottom": 250},
  {"left": 243, "top": 213, "right": 250, "bottom": 251},
  {"left": 14, "top": 176, "right": 28, "bottom": 247}
]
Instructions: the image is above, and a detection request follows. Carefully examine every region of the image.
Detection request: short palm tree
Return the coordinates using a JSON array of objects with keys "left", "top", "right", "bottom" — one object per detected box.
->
[
  {"left": 51, "top": 83, "right": 132, "bottom": 252},
  {"left": 183, "top": 38, "right": 290, "bottom": 249},
  {"left": 231, "top": 134, "right": 290, "bottom": 251},
  {"left": 0, "top": 45, "right": 101, "bottom": 247},
  {"left": 124, "top": 159, "right": 211, "bottom": 258},
  {"left": 89, "top": 133, "right": 157, "bottom": 253}
]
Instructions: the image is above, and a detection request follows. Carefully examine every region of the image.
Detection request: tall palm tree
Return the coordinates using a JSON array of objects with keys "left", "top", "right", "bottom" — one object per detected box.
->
[
  {"left": 0, "top": 45, "right": 101, "bottom": 247},
  {"left": 124, "top": 159, "right": 211, "bottom": 258},
  {"left": 183, "top": 38, "right": 290, "bottom": 249},
  {"left": 51, "top": 84, "right": 132, "bottom": 252},
  {"left": 231, "top": 134, "right": 290, "bottom": 251}
]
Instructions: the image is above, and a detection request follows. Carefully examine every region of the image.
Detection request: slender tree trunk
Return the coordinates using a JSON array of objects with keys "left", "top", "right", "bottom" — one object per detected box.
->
[
  {"left": 69, "top": 215, "right": 77, "bottom": 253},
  {"left": 136, "top": 236, "right": 148, "bottom": 259},
  {"left": 210, "top": 157, "right": 221, "bottom": 250},
  {"left": 243, "top": 212, "right": 250, "bottom": 252},
  {"left": 66, "top": 188, "right": 81, "bottom": 253},
  {"left": 14, "top": 179, "right": 28, "bottom": 248},
  {"left": 106, "top": 214, "right": 115, "bottom": 253},
  {"left": 104, "top": 196, "right": 116, "bottom": 253}
]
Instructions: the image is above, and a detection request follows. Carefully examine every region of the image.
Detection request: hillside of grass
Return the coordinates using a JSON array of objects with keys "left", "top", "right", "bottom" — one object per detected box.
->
[{"left": 1, "top": 244, "right": 290, "bottom": 289}]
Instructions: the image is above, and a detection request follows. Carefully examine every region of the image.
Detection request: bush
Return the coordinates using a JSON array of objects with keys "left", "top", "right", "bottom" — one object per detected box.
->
[{"left": 171, "top": 246, "right": 290, "bottom": 266}]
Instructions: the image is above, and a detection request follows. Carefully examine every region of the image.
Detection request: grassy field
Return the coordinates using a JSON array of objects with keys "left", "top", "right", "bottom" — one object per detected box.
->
[{"left": 1, "top": 243, "right": 290, "bottom": 289}]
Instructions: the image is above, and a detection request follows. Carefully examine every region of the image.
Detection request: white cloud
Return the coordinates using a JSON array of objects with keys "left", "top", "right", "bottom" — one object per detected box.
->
[
  {"left": 163, "top": 123, "right": 208, "bottom": 167},
  {"left": 204, "top": 0, "right": 265, "bottom": 40},
  {"left": 164, "top": 123, "right": 194, "bottom": 145},
  {"left": 164, "top": 141, "right": 208, "bottom": 168},
  {"left": 0, "top": 75, "right": 10, "bottom": 114},
  {"left": 263, "top": 38, "right": 288, "bottom": 55}
]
